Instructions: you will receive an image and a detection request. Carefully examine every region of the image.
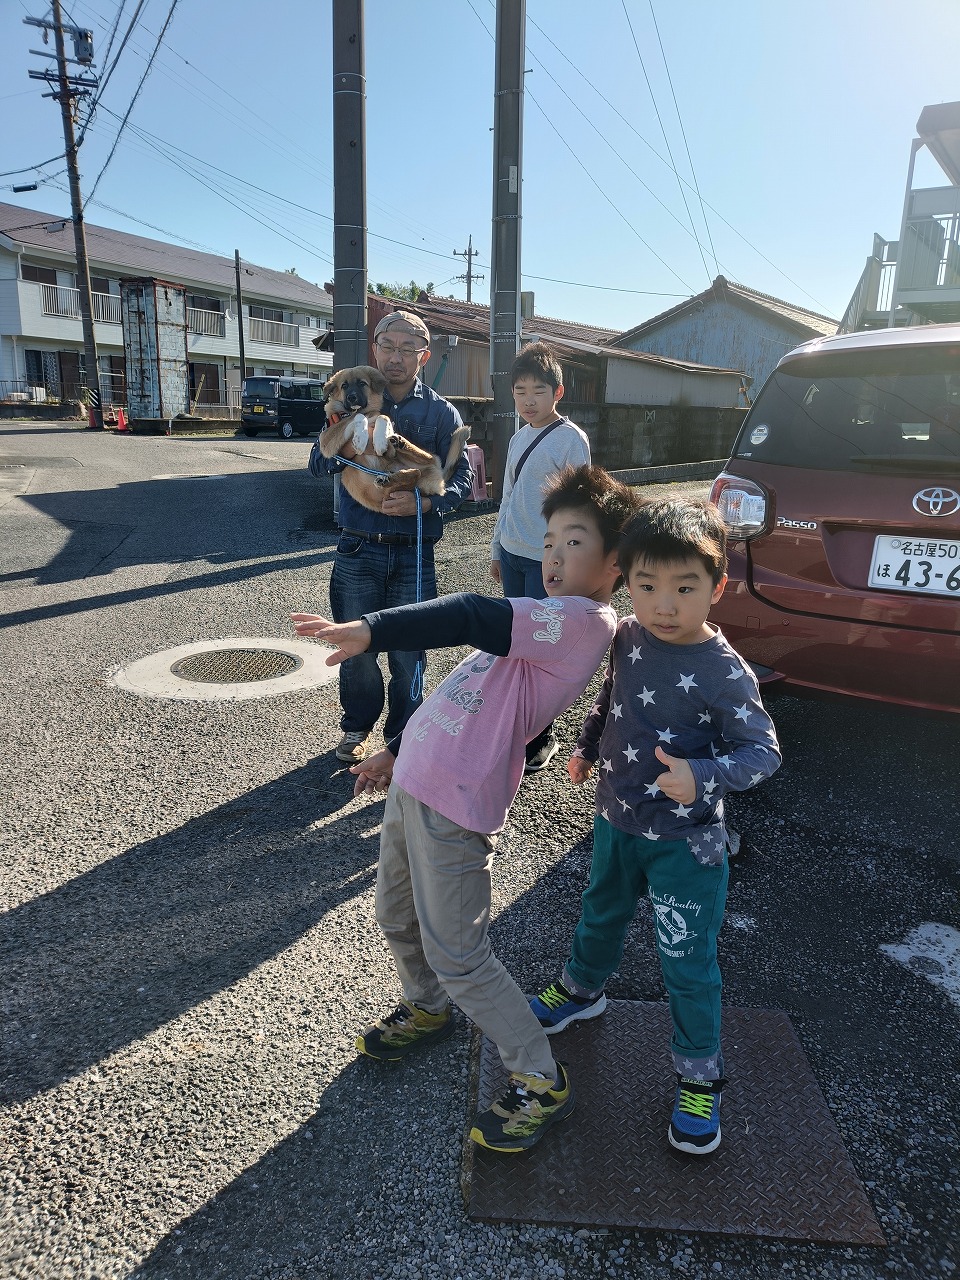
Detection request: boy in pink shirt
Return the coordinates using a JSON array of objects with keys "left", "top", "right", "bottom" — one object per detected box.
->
[{"left": 292, "top": 466, "right": 637, "bottom": 1153}]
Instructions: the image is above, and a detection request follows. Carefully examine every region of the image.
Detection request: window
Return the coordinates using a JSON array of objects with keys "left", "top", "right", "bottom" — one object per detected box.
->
[
  {"left": 21, "top": 263, "right": 57, "bottom": 285},
  {"left": 88, "top": 276, "right": 111, "bottom": 294},
  {"left": 25, "top": 349, "right": 45, "bottom": 385},
  {"left": 249, "top": 304, "right": 284, "bottom": 324},
  {"left": 187, "top": 293, "right": 223, "bottom": 312}
]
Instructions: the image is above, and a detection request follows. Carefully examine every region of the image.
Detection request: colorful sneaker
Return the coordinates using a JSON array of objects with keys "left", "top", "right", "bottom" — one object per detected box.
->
[
  {"left": 336, "top": 730, "right": 371, "bottom": 763},
  {"left": 530, "top": 979, "right": 607, "bottom": 1034},
  {"left": 668, "top": 1075, "right": 723, "bottom": 1155},
  {"left": 469, "top": 1063, "right": 575, "bottom": 1152},
  {"left": 356, "top": 1001, "right": 454, "bottom": 1062}
]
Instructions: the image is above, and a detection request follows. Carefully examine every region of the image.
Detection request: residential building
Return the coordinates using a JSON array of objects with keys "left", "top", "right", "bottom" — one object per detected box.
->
[
  {"left": 0, "top": 201, "right": 333, "bottom": 409},
  {"left": 610, "top": 276, "right": 837, "bottom": 399},
  {"left": 839, "top": 101, "right": 960, "bottom": 332}
]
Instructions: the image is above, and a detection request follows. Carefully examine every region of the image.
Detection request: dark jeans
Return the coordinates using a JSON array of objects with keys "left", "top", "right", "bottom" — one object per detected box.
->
[
  {"left": 329, "top": 533, "right": 437, "bottom": 741},
  {"left": 498, "top": 547, "right": 554, "bottom": 753}
]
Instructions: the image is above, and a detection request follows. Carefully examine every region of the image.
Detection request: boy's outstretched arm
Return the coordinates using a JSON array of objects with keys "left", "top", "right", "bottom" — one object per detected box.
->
[{"left": 291, "top": 614, "right": 371, "bottom": 664}]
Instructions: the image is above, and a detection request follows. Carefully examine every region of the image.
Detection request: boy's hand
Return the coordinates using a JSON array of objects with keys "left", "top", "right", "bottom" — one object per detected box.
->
[
  {"left": 350, "top": 748, "right": 395, "bottom": 797},
  {"left": 654, "top": 746, "right": 696, "bottom": 804},
  {"left": 567, "top": 754, "right": 594, "bottom": 784},
  {"left": 291, "top": 614, "right": 372, "bottom": 664},
  {"left": 489, "top": 559, "right": 502, "bottom": 585}
]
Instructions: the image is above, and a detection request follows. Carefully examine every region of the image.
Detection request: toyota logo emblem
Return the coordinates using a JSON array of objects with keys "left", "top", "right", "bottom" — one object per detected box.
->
[{"left": 912, "top": 487, "right": 960, "bottom": 517}]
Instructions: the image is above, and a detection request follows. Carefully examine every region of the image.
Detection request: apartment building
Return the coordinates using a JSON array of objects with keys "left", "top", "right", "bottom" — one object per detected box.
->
[{"left": 0, "top": 201, "right": 333, "bottom": 409}]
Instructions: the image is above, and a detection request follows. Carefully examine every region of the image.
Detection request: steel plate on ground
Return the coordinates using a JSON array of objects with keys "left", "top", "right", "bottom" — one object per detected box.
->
[{"left": 463, "top": 1001, "right": 885, "bottom": 1246}]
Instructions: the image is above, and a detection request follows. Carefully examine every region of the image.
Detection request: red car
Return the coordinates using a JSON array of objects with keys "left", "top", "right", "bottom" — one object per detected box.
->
[{"left": 709, "top": 322, "right": 960, "bottom": 715}]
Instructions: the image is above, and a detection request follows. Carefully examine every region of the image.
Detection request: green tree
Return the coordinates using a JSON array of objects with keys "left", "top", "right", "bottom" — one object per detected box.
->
[{"left": 370, "top": 280, "right": 434, "bottom": 301}]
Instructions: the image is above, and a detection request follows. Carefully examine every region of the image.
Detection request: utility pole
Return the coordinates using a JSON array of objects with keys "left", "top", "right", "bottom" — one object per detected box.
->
[
  {"left": 453, "top": 234, "right": 484, "bottom": 303},
  {"left": 25, "top": 1, "right": 103, "bottom": 429},
  {"left": 332, "top": 0, "right": 367, "bottom": 371},
  {"left": 488, "top": 0, "right": 525, "bottom": 499},
  {"left": 234, "top": 250, "right": 247, "bottom": 380}
]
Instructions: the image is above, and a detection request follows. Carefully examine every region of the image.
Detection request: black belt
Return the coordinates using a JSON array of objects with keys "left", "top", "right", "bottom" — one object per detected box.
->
[{"left": 341, "top": 528, "right": 435, "bottom": 548}]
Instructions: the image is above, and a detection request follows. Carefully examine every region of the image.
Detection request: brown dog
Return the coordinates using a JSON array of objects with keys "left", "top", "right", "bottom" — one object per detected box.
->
[{"left": 319, "top": 365, "right": 470, "bottom": 513}]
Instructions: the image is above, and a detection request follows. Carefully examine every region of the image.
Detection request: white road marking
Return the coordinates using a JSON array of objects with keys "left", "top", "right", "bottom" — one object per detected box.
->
[{"left": 881, "top": 923, "right": 960, "bottom": 1011}]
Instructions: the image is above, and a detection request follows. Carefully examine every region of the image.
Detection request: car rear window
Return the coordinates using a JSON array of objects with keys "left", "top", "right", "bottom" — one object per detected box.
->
[
  {"left": 243, "top": 378, "right": 278, "bottom": 397},
  {"left": 734, "top": 362, "right": 960, "bottom": 473}
]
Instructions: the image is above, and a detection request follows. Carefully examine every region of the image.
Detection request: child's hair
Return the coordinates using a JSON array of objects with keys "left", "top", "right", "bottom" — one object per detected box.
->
[
  {"left": 618, "top": 498, "right": 728, "bottom": 586},
  {"left": 542, "top": 465, "right": 639, "bottom": 590},
  {"left": 511, "top": 340, "right": 563, "bottom": 393}
]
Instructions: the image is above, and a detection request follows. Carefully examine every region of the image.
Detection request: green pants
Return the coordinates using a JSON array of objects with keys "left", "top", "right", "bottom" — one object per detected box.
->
[{"left": 565, "top": 815, "right": 729, "bottom": 1079}]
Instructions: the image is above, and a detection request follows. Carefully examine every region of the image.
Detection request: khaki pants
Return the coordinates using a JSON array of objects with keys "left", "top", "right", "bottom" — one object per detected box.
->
[{"left": 376, "top": 783, "right": 556, "bottom": 1079}]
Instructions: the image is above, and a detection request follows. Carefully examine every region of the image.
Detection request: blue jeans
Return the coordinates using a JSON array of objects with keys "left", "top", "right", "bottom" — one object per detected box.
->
[
  {"left": 498, "top": 546, "right": 545, "bottom": 598},
  {"left": 498, "top": 547, "right": 554, "bottom": 751},
  {"left": 329, "top": 533, "right": 437, "bottom": 741}
]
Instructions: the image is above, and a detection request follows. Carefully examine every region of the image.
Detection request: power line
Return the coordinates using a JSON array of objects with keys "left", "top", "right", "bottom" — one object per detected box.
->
[
  {"left": 646, "top": 0, "right": 719, "bottom": 276},
  {"left": 619, "top": 0, "right": 712, "bottom": 286},
  {"left": 84, "top": 0, "right": 177, "bottom": 206}
]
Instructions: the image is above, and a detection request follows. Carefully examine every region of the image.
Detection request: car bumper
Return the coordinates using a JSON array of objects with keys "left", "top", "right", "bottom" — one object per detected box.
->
[{"left": 711, "top": 576, "right": 960, "bottom": 715}]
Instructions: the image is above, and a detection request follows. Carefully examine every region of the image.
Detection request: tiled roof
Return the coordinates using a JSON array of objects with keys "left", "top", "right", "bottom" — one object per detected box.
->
[
  {"left": 611, "top": 275, "right": 837, "bottom": 345},
  {"left": 0, "top": 201, "right": 332, "bottom": 311}
]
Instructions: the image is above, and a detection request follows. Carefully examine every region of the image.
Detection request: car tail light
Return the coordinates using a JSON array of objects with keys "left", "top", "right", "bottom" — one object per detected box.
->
[{"left": 710, "top": 472, "right": 769, "bottom": 540}]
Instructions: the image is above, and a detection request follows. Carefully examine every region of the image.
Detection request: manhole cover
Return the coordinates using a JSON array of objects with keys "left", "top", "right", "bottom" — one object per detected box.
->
[{"left": 170, "top": 648, "right": 302, "bottom": 684}]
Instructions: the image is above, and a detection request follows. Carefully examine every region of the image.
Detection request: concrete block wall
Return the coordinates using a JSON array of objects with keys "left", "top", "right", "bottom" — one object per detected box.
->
[{"left": 451, "top": 398, "right": 746, "bottom": 478}]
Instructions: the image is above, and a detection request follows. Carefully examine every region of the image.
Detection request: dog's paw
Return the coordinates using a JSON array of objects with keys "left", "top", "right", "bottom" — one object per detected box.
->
[
  {"left": 349, "top": 415, "right": 369, "bottom": 454},
  {"left": 372, "top": 414, "right": 394, "bottom": 456}
]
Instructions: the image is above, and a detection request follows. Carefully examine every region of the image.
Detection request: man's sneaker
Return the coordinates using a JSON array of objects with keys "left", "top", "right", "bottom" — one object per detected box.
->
[
  {"left": 356, "top": 1001, "right": 454, "bottom": 1062},
  {"left": 469, "top": 1063, "right": 575, "bottom": 1152},
  {"left": 524, "top": 733, "right": 559, "bottom": 774},
  {"left": 668, "top": 1075, "right": 724, "bottom": 1155},
  {"left": 530, "top": 979, "right": 607, "bottom": 1034},
  {"left": 336, "top": 730, "right": 371, "bottom": 764}
]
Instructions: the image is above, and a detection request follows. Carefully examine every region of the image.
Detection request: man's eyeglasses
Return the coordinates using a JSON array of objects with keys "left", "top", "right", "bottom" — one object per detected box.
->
[{"left": 376, "top": 340, "right": 426, "bottom": 359}]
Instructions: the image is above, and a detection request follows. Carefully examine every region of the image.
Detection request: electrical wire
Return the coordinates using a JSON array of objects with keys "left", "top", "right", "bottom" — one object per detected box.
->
[
  {"left": 620, "top": 0, "right": 712, "bottom": 285},
  {"left": 647, "top": 0, "right": 719, "bottom": 276},
  {"left": 83, "top": 0, "right": 178, "bottom": 206}
]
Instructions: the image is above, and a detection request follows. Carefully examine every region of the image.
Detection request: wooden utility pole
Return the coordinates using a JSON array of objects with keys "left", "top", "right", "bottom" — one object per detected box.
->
[
  {"left": 26, "top": 1, "right": 103, "bottom": 428},
  {"left": 488, "top": 0, "right": 525, "bottom": 499},
  {"left": 332, "top": 0, "right": 367, "bottom": 371}
]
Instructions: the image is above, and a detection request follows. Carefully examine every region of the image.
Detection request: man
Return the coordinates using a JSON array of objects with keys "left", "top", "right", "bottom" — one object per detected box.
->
[{"left": 316, "top": 310, "right": 473, "bottom": 764}]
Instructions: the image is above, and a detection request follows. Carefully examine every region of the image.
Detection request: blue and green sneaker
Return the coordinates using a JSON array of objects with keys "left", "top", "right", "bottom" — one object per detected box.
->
[
  {"left": 529, "top": 979, "right": 607, "bottom": 1034},
  {"left": 668, "top": 1075, "right": 724, "bottom": 1155}
]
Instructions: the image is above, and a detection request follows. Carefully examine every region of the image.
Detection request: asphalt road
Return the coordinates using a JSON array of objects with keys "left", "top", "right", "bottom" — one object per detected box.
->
[{"left": 1, "top": 420, "right": 958, "bottom": 1280}]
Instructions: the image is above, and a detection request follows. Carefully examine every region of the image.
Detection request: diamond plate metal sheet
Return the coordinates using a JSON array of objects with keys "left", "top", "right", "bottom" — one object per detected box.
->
[{"left": 462, "top": 1001, "right": 885, "bottom": 1246}]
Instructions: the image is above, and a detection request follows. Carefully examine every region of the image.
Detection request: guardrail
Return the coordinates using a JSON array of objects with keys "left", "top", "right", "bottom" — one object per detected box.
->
[
  {"left": 187, "top": 307, "right": 226, "bottom": 337},
  {"left": 248, "top": 316, "right": 300, "bottom": 347},
  {"left": 38, "top": 283, "right": 121, "bottom": 325}
]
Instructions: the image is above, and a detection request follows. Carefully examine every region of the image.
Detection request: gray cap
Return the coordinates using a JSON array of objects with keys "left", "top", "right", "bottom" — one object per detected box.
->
[{"left": 374, "top": 309, "right": 430, "bottom": 345}]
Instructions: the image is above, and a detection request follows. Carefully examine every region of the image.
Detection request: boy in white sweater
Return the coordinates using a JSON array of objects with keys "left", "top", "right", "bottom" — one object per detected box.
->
[{"left": 490, "top": 341, "right": 591, "bottom": 772}]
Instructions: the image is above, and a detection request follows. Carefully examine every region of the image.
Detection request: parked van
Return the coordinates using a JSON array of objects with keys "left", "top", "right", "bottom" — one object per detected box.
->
[{"left": 241, "top": 376, "right": 326, "bottom": 438}]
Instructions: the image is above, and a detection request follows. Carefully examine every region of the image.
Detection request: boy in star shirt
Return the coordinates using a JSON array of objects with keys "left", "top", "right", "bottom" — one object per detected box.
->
[
  {"left": 293, "top": 466, "right": 639, "bottom": 1155},
  {"left": 529, "top": 498, "right": 781, "bottom": 1156}
]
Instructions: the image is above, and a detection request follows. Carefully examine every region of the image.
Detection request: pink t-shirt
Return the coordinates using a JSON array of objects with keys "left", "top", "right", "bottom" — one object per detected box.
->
[{"left": 393, "top": 596, "right": 617, "bottom": 834}]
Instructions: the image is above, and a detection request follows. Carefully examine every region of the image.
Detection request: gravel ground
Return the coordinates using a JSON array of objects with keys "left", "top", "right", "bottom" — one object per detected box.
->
[{"left": 1, "top": 423, "right": 958, "bottom": 1280}]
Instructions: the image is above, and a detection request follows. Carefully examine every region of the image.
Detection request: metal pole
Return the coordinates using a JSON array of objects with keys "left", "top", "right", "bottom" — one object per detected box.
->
[
  {"left": 234, "top": 250, "right": 247, "bottom": 377},
  {"left": 332, "top": 0, "right": 367, "bottom": 372},
  {"left": 51, "top": 0, "right": 102, "bottom": 429},
  {"left": 488, "top": 0, "right": 525, "bottom": 499}
]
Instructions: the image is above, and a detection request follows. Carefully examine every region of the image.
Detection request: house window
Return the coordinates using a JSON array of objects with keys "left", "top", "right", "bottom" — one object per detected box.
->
[
  {"left": 25, "top": 349, "right": 45, "bottom": 385},
  {"left": 88, "top": 276, "right": 111, "bottom": 294},
  {"left": 187, "top": 293, "right": 223, "bottom": 312},
  {"left": 264, "top": 368, "right": 284, "bottom": 377},
  {"left": 249, "top": 304, "right": 284, "bottom": 324},
  {"left": 21, "top": 263, "right": 58, "bottom": 285}
]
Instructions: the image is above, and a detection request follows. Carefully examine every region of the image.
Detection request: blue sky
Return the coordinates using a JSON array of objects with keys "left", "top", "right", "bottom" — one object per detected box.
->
[{"left": 1, "top": 0, "right": 958, "bottom": 332}]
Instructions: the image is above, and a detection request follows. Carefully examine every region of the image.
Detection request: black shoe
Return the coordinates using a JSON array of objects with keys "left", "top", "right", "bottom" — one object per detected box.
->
[
  {"left": 469, "top": 1063, "right": 575, "bottom": 1152},
  {"left": 524, "top": 733, "right": 559, "bottom": 774},
  {"left": 356, "top": 1001, "right": 454, "bottom": 1062}
]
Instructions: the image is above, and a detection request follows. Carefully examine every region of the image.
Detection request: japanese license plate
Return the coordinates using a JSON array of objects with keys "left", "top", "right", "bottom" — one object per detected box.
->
[
  {"left": 253, "top": 405, "right": 264, "bottom": 413},
  {"left": 868, "top": 535, "right": 960, "bottom": 598}
]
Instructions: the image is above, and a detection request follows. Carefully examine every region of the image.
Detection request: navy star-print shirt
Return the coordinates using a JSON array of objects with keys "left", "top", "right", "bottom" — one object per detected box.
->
[{"left": 574, "top": 620, "right": 781, "bottom": 863}]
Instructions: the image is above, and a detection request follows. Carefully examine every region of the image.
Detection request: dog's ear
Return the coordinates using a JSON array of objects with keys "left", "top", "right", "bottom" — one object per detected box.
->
[{"left": 368, "top": 367, "right": 387, "bottom": 395}]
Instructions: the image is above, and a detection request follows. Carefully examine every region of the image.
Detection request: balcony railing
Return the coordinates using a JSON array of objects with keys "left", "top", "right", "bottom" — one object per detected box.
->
[
  {"left": 248, "top": 315, "right": 300, "bottom": 347},
  {"left": 38, "top": 283, "right": 121, "bottom": 324},
  {"left": 187, "top": 306, "right": 226, "bottom": 337}
]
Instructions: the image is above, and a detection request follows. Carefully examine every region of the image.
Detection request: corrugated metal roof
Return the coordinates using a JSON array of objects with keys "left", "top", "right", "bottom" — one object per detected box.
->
[
  {"left": 611, "top": 275, "right": 837, "bottom": 345},
  {"left": 0, "top": 201, "right": 332, "bottom": 311}
]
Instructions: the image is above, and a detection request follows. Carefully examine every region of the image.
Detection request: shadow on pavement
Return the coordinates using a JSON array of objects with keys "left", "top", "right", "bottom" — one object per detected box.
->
[{"left": 0, "top": 756, "right": 379, "bottom": 1105}]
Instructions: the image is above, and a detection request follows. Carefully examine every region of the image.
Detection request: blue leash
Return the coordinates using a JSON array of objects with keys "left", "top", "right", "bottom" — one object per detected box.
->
[{"left": 336, "top": 455, "right": 425, "bottom": 701}]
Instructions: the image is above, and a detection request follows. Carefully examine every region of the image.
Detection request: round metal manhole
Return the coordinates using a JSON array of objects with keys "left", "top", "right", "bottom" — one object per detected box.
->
[
  {"left": 106, "top": 637, "right": 339, "bottom": 702},
  {"left": 170, "top": 647, "right": 303, "bottom": 684}
]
